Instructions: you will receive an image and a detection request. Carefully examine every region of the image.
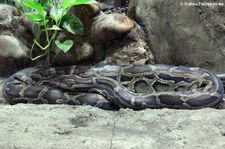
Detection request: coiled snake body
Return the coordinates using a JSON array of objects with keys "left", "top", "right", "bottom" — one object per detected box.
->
[{"left": 2, "top": 65, "right": 225, "bottom": 110}]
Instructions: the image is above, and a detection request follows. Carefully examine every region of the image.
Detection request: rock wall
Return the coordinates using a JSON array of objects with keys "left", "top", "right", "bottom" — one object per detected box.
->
[
  {"left": 0, "top": 4, "right": 33, "bottom": 76},
  {"left": 128, "top": 0, "right": 225, "bottom": 71},
  {"left": 98, "top": 0, "right": 129, "bottom": 7}
]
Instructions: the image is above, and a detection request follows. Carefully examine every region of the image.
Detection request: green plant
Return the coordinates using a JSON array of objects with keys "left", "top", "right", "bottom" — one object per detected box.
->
[{"left": 13, "top": 0, "right": 97, "bottom": 65}]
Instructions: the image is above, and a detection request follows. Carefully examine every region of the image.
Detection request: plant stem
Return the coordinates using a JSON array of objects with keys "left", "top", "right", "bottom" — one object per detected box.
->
[
  {"left": 43, "top": 17, "right": 50, "bottom": 43},
  {"left": 30, "top": 42, "right": 47, "bottom": 61}
]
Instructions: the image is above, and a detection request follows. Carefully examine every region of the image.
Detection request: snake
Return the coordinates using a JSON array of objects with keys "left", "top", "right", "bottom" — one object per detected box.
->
[{"left": 2, "top": 64, "right": 225, "bottom": 110}]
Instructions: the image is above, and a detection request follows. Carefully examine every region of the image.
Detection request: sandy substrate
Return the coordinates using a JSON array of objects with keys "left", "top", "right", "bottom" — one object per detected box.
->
[{"left": 1, "top": 78, "right": 225, "bottom": 149}]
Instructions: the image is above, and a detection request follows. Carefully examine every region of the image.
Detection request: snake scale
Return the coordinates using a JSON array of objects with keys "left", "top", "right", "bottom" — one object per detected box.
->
[{"left": 2, "top": 64, "right": 225, "bottom": 110}]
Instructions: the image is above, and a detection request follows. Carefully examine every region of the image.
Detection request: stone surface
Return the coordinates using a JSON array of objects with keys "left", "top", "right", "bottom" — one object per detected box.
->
[
  {"left": 98, "top": 0, "right": 129, "bottom": 7},
  {"left": 0, "top": 4, "right": 34, "bottom": 76},
  {"left": 70, "top": 4, "right": 101, "bottom": 35},
  {"left": 91, "top": 13, "right": 134, "bottom": 41},
  {"left": 70, "top": 3, "right": 155, "bottom": 65},
  {"left": 98, "top": 22, "right": 154, "bottom": 65},
  {"left": 98, "top": 0, "right": 129, "bottom": 14},
  {"left": 128, "top": 0, "right": 225, "bottom": 71},
  {"left": 50, "top": 4, "right": 153, "bottom": 66},
  {"left": 0, "top": 104, "right": 225, "bottom": 149},
  {"left": 52, "top": 40, "right": 94, "bottom": 66},
  {"left": 0, "top": 78, "right": 7, "bottom": 104},
  {"left": 0, "top": 4, "right": 33, "bottom": 55},
  {"left": 88, "top": 11, "right": 154, "bottom": 65}
]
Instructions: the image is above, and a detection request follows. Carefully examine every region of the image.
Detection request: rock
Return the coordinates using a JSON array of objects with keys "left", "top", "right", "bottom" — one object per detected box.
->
[
  {"left": 57, "top": 7, "right": 154, "bottom": 66},
  {"left": 71, "top": 10, "right": 155, "bottom": 65},
  {"left": 75, "top": 43, "right": 94, "bottom": 61},
  {"left": 0, "top": 78, "right": 7, "bottom": 104},
  {"left": 98, "top": 22, "right": 154, "bottom": 65},
  {"left": 88, "top": 11, "right": 154, "bottom": 65},
  {"left": 91, "top": 13, "right": 135, "bottom": 41},
  {"left": 52, "top": 39, "right": 94, "bottom": 66},
  {"left": 70, "top": 4, "right": 101, "bottom": 35},
  {"left": 98, "top": 0, "right": 129, "bottom": 7},
  {"left": 98, "top": 2, "right": 128, "bottom": 14},
  {"left": 128, "top": 0, "right": 225, "bottom": 71},
  {"left": 0, "top": 35, "right": 29, "bottom": 58},
  {"left": 0, "top": 4, "right": 34, "bottom": 76}
]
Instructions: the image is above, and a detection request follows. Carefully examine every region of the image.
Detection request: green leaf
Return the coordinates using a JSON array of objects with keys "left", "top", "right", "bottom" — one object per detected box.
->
[
  {"left": 55, "top": 40, "right": 73, "bottom": 53},
  {"left": 23, "top": 0, "right": 47, "bottom": 17},
  {"left": 43, "top": 25, "right": 61, "bottom": 31},
  {"left": 24, "top": 13, "right": 43, "bottom": 22},
  {"left": 39, "top": 19, "right": 49, "bottom": 26},
  {"left": 39, "top": 0, "right": 52, "bottom": 8},
  {"left": 62, "top": 0, "right": 97, "bottom": 9},
  {"left": 62, "top": 13, "right": 84, "bottom": 35},
  {"left": 50, "top": 25, "right": 61, "bottom": 30},
  {"left": 50, "top": 6, "right": 67, "bottom": 23}
]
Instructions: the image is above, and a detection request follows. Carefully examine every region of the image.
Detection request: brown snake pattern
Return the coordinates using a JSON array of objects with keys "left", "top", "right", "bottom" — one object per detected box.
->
[{"left": 2, "top": 64, "right": 225, "bottom": 110}]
